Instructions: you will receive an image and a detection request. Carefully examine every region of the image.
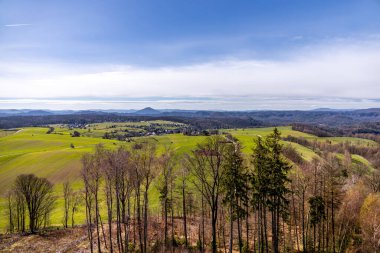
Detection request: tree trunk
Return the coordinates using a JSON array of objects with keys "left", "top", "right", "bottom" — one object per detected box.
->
[
  {"left": 99, "top": 213, "right": 108, "bottom": 250},
  {"left": 331, "top": 190, "right": 336, "bottom": 253},
  {"left": 229, "top": 205, "right": 233, "bottom": 253},
  {"left": 143, "top": 186, "right": 149, "bottom": 253},
  {"left": 212, "top": 205, "right": 218, "bottom": 253},
  {"left": 125, "top": 196, "right": 131, "bottom": 253},
  {"left": 85, "top": 189, "right": 94, "bottom": 253},
  {"left": 95, "top": 190, "right": 102, "bottom": 253},
  {"left": 237, "top": 210, "right": 242, "bottom": 253},
  {"left": 292, "top": 192, "right": 300, "bottom": 253},
  {"left": 71, "top": 206, "right": 75, "bottom": 228},
  {"left": 107, "top": 188, "right": 113, "bottom": 253},
  {"left": 182, "top": 184, "right": 188, "bottom": 247},
  {"left": 164, "top": 199, "right": 168, "bottom": 245},
  {"left": 201, "top": 187, "right": 205, "bottom": 252},
  {"left": 302, "top": 191, "right": 306, "bottom": 251},
  {"left": 136, "top": 189, "right": 143, "bottom": 253},
  {"left": 263, "top": 204, "right": 269, "bottom": 253},
  {"left": 116, "top": 193, "right": 122, "bottom": 252},
  {"left": 170, "top": 185, "right": 175, "bottom": 248}
]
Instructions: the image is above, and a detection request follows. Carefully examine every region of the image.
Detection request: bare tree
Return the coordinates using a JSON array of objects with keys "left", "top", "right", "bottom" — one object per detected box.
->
[
  {"left": 157, "top": 147, "right": 176, "bottom": 247},
  {"left": 108, "top": 146, "right": 133, "bottom": 253},
  {"left": 179, "top": 156, "right": 191, "bottom": 247},
  {"left": 71, "top": 191, "right": 82, "bottom": 228},
  {"left": 13, "top": 174, "right": 55, "bottom": 233},
  {"left": 103, "top": 149, "right": 115, "bottom": 253},
  {"left": 129, "top": 142, "right": 158, "bottom": 253},
  {"left": 130, "top": 144, "right": 144, "bottom": 253},
  {"left": 63, "top": 181, "right": 73, "bottom": 228},
  {"left": 190, "top": 135, "right": 229, "bottom": 253},
  {"left": 141, "top": 142, "right": 157, "bottom": 253},
  {"left": 82, "top": 153, "right": 95, "bottom": 253},
  {"left": 6, "top": 190, "right": 15, "bottom": 233}
]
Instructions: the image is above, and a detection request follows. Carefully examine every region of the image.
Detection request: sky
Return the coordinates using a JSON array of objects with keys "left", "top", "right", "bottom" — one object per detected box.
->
[{"left": 1, "top": 0, "right": 380, "bottom": 110}]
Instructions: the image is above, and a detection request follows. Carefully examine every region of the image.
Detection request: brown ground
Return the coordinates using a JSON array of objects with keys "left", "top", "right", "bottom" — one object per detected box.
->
[
  {"left": 0, "top": 218, "right": 204, "bottom": 253},
  {"left": 0, "top": 217, "right": 241, "bottom": 252},
  {"left": 0, "top": 226, "right": 89, "bottom": 253}
]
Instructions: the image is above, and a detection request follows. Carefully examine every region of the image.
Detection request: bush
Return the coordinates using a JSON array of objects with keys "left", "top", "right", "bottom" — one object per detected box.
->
[
  {"left": 128, "top": 243, "right": 135, "bottom": 251},
  {"left": 242, "top": 240, "right": 249, "bottom": 253},
  {"left": 46, "top": 127, "right": 54, "bottom": 134},
  {"left": 151, "top": 239, "right": 163, "bottom": 252},
  {"left": 175, "top": 236, "right": 187, "bottom": 246},
  {"left": 71, "top": 131, "right": 80, "bottom": 137}
]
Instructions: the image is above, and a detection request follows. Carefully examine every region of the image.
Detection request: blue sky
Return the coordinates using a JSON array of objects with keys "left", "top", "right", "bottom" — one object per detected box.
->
[{"left": 1, "top": 0, "right": 380, "bottom": 110}]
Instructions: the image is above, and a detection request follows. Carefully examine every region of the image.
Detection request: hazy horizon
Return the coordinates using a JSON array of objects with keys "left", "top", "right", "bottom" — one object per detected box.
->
[{"left": 2, "top": 97, "right": 380, "bottom": 111}]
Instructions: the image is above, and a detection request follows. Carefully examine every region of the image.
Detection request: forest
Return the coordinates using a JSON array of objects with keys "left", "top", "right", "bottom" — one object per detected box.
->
[{"left": 3, "top": 128, "right": 380, "bottom": 253}]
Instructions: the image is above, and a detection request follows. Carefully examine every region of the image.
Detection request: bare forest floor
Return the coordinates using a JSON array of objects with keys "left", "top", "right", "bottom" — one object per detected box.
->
[{"left": 0, "top": 217, "right": 239, "bottom": 253}]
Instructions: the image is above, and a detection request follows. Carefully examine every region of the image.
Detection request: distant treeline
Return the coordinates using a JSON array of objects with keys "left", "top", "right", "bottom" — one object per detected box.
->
[
  {"left": 292, "top": 123, "right": 380, "bottom": 142},
  {"left": 5, "top": 110, "right": 380, "bottom": 145},
  {"left": 4, "top": 108, "right": 380, "bottom": 131},
  {"left": 283, "top": 134, "right": 380, "bottom": 168},
  {"left": 0, "top": 114, "right": 263, "bottom": 130}
]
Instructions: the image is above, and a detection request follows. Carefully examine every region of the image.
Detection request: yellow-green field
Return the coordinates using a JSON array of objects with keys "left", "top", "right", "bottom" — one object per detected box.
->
[
  {"left": 51, "top": 120, "right": 187, "bottom": 138},
  {"left": 0, "top": 124, "right": 376, "bottom": 232}
]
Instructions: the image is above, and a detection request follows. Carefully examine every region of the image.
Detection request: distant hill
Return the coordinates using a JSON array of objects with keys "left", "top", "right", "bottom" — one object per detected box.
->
[
  {"left": 134, "top": 107, "right": 161, "bottom": 115},
  {"left": 0, "top": 109, "right": 54, "bottom": 117},
  {"left": 4, "top": 108, "right": 380, "bottom": 131},
  {"left": 312, "top": 108, "right": 353, "bottom": 112},
  {"left": 24, "top": 110, "right": 54, "bottom": 116}
]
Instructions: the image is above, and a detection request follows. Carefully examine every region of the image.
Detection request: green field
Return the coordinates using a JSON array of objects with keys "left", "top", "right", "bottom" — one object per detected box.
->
[
  {"left": 0, "top": 124, "right": 376, "bottom": 232},
  {"left": 51, "top": 120, "right": 188, "bottom": 139}
]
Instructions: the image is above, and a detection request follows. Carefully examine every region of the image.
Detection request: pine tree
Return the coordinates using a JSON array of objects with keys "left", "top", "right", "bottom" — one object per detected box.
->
[
  {"left": 251, "top": 128, "right": 291, "bottom": 253},
  {"left": 251, "top": 136, "right": 271, "bottom": 253},
  {"left": 221, "top": 141, "right": 248, "bottom": 253},
  {"left": 265, "top": 128, "right": 291, "bottom": 253}
]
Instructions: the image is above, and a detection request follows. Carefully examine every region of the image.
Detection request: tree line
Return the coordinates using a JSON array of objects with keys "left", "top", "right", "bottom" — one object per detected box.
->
[{"left": 5, "top": 128, "right": 380, "bottom": 252}]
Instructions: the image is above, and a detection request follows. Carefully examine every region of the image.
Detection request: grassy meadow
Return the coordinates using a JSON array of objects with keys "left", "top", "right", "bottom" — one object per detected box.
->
[{"left": 0, "top": 123, "right": 376, "bottom": 232}]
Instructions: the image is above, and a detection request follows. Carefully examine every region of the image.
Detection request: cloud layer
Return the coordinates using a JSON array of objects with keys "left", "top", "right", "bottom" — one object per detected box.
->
[{"left": 1, "top": 38, "right": 380, "bottom": 109}]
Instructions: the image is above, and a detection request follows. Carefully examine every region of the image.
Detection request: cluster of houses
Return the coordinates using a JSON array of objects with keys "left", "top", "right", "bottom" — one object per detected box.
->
[
  {"left": 101, "top": 123, "right": 220, "bottom": 141},
  {"left": 51, "top": 122, "right": 219, "bottom": 142}
]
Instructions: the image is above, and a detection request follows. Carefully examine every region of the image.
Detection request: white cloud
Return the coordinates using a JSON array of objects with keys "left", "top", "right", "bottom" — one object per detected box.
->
[
  {"left": 1, "top": 38, "right": 380, "bottom": 105},
  {"left": 4, "top": 23, "right": 32, "bottom": 27}
]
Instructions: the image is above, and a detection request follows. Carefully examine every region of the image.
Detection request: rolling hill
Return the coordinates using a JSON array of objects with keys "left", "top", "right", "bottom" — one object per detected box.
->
[{"left": 0, "top": 124, "right": 377, "bottom": 232}]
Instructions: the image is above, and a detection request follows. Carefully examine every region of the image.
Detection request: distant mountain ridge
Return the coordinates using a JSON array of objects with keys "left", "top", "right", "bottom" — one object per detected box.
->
[
  {"left": 134, "top": 107, "right": 161, "bottom": 115},
  {"left": 2, "top": 107, "right": 380, "bottom": 117},
  {"left": 2, "top": 107, "right": 380, "bottom": 126},
  {"left": 3, "top": 107, "right": 380, "bottom": 130}
]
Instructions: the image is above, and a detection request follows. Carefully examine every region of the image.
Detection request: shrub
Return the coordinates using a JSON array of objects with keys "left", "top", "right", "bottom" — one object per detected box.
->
[{"left": 71, "top": 131, "right": 81, "bottom": 137}]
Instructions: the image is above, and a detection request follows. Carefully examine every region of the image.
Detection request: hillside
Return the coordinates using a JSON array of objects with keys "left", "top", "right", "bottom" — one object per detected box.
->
[{"left": 0, "top": 123, "right": 377, "bottom": 233}]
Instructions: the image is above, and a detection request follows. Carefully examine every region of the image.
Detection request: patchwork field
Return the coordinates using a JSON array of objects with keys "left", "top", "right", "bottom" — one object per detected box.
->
[{"left": 0, "top": 123, "right": 376, "bottom": 232}]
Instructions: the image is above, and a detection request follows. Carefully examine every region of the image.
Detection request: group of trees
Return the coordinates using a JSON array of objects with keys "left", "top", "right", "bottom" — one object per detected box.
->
[
  {"left": 283, "top": 134, "right": 380, "bottom": 168},
  {"left": 75, "top": 129, "right": 293, "bottom": 253},
  {"left": 4, "top": 128, "right": 380, "bottom": 253},
  {"left": 77, "top": 129, "right": 380, "bottom": 253},
  {"left": 81, "top": 142, "right": 159, "bottom": 253}
]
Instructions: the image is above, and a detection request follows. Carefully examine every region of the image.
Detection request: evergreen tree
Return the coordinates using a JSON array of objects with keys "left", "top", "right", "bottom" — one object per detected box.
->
[
  {"left": 251, "top": 136, "right": 271, "bottom": 253},
  {"left": 265, "top": 128, "right": 291, "bottom": 253},
  {"left": 251, "top": 128, "right": 291, "bottom": 253},
  {"left": 222, "top": 141, "right": 248, "bottom": 253}
]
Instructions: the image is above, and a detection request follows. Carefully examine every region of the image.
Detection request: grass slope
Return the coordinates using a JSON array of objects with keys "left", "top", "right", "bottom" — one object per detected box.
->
[{"left": 0, "top": 125, "right": 376, "bottom": 232}]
